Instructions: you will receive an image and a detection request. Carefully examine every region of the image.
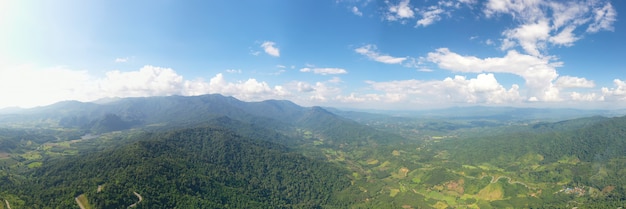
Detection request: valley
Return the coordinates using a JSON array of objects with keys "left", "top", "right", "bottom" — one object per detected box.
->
[{"left": 1, "top": 94, "right": 625, "bottom": 208}]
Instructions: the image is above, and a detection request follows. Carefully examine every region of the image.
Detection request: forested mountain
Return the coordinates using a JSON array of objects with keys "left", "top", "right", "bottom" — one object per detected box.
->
[
  {"left": 3, "top": 94, "right": 626, "bottom": 208},
  {"left": 0, "top": 94, "right": 401, "bottom": 145},
  {"left": 1, "top": 127, "right": 351, "bottom": 208},
  {"left": 440, "top": 115, "right": 626, "bottom": 164}
]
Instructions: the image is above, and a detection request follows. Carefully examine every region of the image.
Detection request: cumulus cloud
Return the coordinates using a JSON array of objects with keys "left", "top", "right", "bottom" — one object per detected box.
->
[
  {"left": 361, "top": 73, "right": 521, "bottom": 104},
  {"left": 98, "top": 66, "right": 184, "bottom": 97},
  {"left": 501, "top": 21, "right": 551, "bottom": 56},
  {"left": 260, "top": 41, "right": 280, "bottom": 57},
  {"left": 300, "top": 67, "right": 348, "bottom": 75},
  {"left": 285, "top": 80, "right": 342, "bottom": 102},
  {"left": 570, "top": 92, "right": 598, "bottom": 101},
  {"left": 554, "top": 76, "right": 595, "bottom": 88},
  {"left": 485, "top": 0, "right": 617, "bottom": 56},
  {"left": 601, "top": 79, "right": 626, "bottom": 101},
  {"left": 427, "top": 48, "right": 562, "bottom": 101},
  {"left": 0, "top": 65, "right": 293, "bottom": 108},
  {"left": 295, "top": 81, "right": 315, "bottom": 92},
  {"left": 187, "top": 73, "right": 290, "bottom": 100},
  {"left": 355, "top": 44, "right": 407, "bottom": 64},
  {"left": 386, "top": 0, "right": 415, "bottom": 21},
  {"left": 387, "top": 0, "right": 414, "bottom": 18}
]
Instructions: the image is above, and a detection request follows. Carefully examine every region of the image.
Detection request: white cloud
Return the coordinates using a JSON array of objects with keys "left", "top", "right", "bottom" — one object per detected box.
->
[
  {"left": 271, "top": 69, "right": 286, "bottom": 75},
  {"left": 355, "top": 44, "right": 407, "bottom": 64},
  {"left": 300, "top": 67, "right": 348, "bottom": 75},
  {"left": 427, "top": 48, "right": 562, "bottom": 101},
  {"left": 308, "top": 82, "right": 342, "bottom": 102},
  {"left": 416, "top": 6, "right": 445, "bottom": 27},
  {"left": 226, "top": 69, "right": 242, "bottom": 74},
  {"left": 114, "top": 57, "right": 129, "bottom": 63},
  {"left": 383, "top": 0, "right": 473, "bottom": 26},
  {"left": 501, "top": 21, "right": 551, "bottom": 56},
  {"left": 386, "top": 0, "right": 415, "bottom": 21},
  {"left": 99, "top": 66, "right": 184, "bottom": 98},
  {"left": 485, "top": 0, "right": 617, "bottom": 56},
  {"left": 249, "top": 50, "right": 261, "bottom": 56},
  {"left": 285, "top": 80, "right": 342, "bottom": 102},
  {"left": 362, "top": 73, "right": 522, "bottom": 104},
  {"left": 549, "top": 26, "right": 579, "bottom": 46},
  {"left": 295, "top": 81, "right": 314, "bottom": 92},
  {"left": 601, "top": 79, "right": 626, "bottom": 101},
  {"left": 352, "top": 6, "right": 363, "bottom": 16},
  {"left": 587, "top": 2, "right": 617, "bottom": 33},
  {"left": 0, "top": 65, "right": 293, "bottom": 108},
  {"left": 570, "top": 92, "right": 597, "bottom": 101},
  {"left": 554, "top": 76, "right": 594, "bottom": 88},
  {"left": 260, "top": 41, "right": 280, "bottom": 57},
  {"left": 328, "top": 77, "right": 342, "bottom": 83},
  {"left": 187, "top": 73, "right": 290, "bottom": 100}
]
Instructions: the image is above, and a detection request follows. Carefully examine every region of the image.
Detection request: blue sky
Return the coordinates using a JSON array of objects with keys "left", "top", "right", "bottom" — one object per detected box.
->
[{"left": 0, "top": 0, "right": 624, "bottom": 110}]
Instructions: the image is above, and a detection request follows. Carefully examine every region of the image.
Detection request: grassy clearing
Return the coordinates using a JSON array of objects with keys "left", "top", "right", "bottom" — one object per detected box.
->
[
  {"left": 366, "top": 159, "right": 379, "bottom": 165},
  {"left": 75, "top": 194, "right": 92, "bottom": 209},
  {"left": 476, "top": 183, "right": 503, "bottom": 200},
  {"left": 20, "top": 152, "right": 42, "bottom": 160},
  {"left": 432, "top": 201, "right": 449, "bottom": 209},
  {"left": 27, "top": 162, "right": 43, "bottom": 168},
  {"left": 390, "top": 188, "right": 400, "bottom": 197}
]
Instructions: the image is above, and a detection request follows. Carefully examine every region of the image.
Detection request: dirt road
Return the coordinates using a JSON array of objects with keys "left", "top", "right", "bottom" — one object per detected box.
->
[{"left": 128, "top": 192, "right": 143, "bottom": 208}]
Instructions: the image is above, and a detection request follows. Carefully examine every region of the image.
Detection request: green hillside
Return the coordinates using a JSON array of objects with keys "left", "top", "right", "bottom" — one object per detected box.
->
[
  {"left": 3, "top": 95, "right": 626, "bottom": 208},
  {"left": 1, "top": 127, "right": 350, "bottom": 208}
]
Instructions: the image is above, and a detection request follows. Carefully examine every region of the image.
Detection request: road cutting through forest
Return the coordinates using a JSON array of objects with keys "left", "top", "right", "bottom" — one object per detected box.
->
[{"left": 128, "top": 191, "right": 143, "bottom": 208}]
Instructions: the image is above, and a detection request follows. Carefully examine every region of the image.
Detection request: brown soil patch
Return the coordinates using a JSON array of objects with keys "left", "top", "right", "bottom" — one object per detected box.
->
[
  {"left": 398, "top": 167, "right": 410, "bottom": 178},
  {"left": 446, "top": 179, "right": 465, "bottom": 195},
  {"left": 0, "top": 152, "right": 9, "bottom": 158},
  {"left": 602, "top": 185, "right": 615, "bottom": 193}
]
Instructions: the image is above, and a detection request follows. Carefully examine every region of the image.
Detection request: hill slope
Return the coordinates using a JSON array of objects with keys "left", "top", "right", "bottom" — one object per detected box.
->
[{"left": 2, "top": 127, "right": 351, "bottom": 208}]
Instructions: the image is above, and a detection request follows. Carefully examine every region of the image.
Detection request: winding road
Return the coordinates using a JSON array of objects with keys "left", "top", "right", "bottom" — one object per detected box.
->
[
  {"left": 5, "top": 200, "right": 11, "bottom": 209},
  {"left": 128, "top": 191, "right": 143, "bottom": 208}
]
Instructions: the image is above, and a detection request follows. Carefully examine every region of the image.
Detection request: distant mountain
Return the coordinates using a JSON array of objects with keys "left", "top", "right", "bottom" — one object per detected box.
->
[
  {"left": 0, "top": 106, "right": 24, "bottom": 114},
  {"left": 4, "top": 127, "right": 351, "bottom": 208},
  {"left": 0, "top": 94, "right": 403, "bottom": 145},
  {"left": 330, "top": 106, "right": 622, "bottom": 122}
]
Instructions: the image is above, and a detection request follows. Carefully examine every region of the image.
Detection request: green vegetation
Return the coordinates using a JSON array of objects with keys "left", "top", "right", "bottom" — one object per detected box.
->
[{"left": 1, "top": 95, "right": 626, "bottom": 208}]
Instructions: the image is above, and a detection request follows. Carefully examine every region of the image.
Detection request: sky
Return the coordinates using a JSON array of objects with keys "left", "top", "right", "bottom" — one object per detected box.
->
[{"left": 0, "top": 0, "right": 624, "bottom": 110}]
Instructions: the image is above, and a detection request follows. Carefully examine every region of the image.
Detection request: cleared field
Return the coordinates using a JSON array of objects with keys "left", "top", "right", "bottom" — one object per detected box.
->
[{"left": 75, "top": 194, "right": 92, "bottom": 209}]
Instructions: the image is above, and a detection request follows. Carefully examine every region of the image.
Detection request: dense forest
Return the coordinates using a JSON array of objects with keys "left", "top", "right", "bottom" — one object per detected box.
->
[
  {"left": 1, "top": 94, "right": 626, "bottom": 208},
  {"left": 1, "top": 127, "right": 350, "bottom": 208}
]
